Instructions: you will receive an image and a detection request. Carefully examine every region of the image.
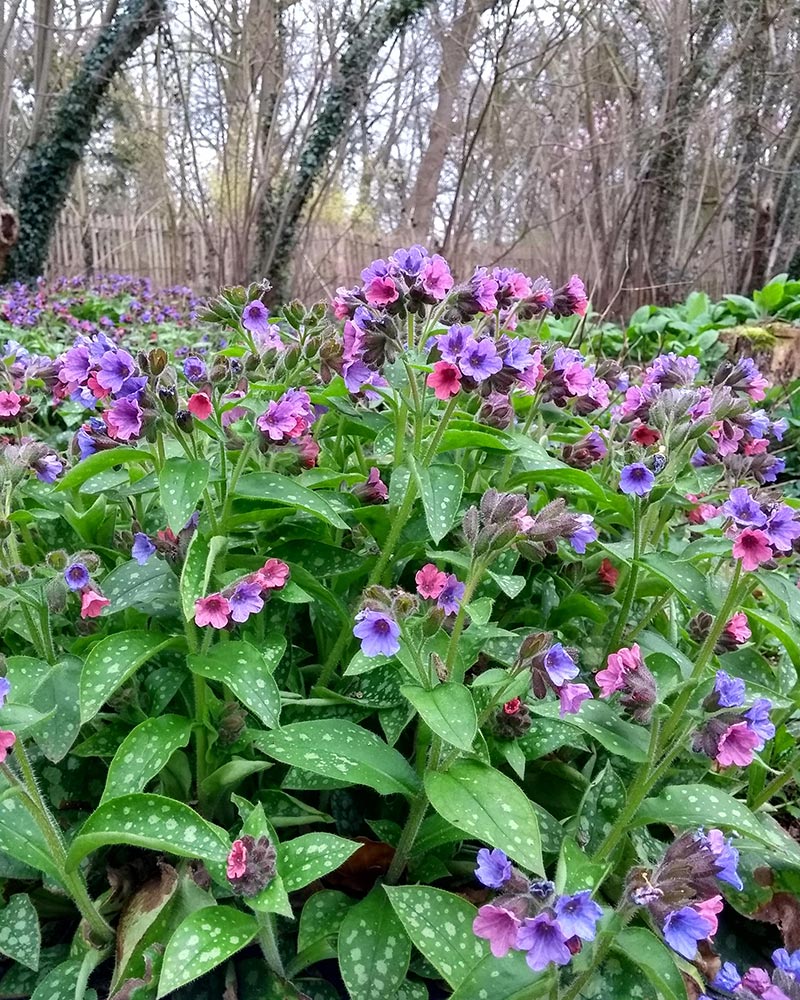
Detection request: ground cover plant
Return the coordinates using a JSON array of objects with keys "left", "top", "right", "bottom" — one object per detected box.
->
[{"left": 1, "top": 253, "right": 800, "bottom": 1000}]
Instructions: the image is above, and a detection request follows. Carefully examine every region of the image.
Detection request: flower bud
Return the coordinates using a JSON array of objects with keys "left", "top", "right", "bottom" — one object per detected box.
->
[
  {"left": 46, "top": 577, "right": 67, "bottom": 614},
  {"left": 175, "top": 410, "right": 194, "bottom": 434},
  {"left": 218, "top": 702, "right": 247, "bottom": 745},
  {"left": 76, "top": 550, "right": 101, "bottom": 573},
  {"left": 391, "top": 590, "right": 419, "bottom": 619},
  {"left": 148, "top": 348, "right": 168, "bottom": 376},
  {"left": 0, "top": 520, "right": 10, "bottom": 540},
  {"left": 158, "top": 384, "right": 178, "bottom": 415},
  {"left": 209, "top": 358, "right": 230, "bottom": 384},
  {"left": 46, "top": 549, "right": 69, "bottom": 570},
  {"left": 493, "top": 699, "right": 532, "bottom": 739},
  {"left": 226, "top": 835, "right": 277, "bottom": 896},
  {"left": 11, "top": 564, "right": 30, "bottom": 582},
  {"left": 431, "top": 652, "right": 448, "bottom": 681}
]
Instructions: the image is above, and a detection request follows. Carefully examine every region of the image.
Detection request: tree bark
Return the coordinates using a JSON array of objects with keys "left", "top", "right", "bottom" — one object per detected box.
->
[
  {"left": 253, "top": 0, "right": 436, "bottom": 299},
  {"left": 3, "top": 0, "right": 166, "bottom": 283}
]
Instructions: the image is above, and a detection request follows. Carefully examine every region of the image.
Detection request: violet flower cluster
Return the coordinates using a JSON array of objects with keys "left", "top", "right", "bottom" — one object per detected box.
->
[
  {"left": 702, "top": 949, "right": 800, "bottom": 1000},
  {"left": 194, "top": 559, "right": 290, "bottom": 628}
]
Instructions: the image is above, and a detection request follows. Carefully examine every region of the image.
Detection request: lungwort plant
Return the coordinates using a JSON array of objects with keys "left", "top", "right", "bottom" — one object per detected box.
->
[{"left": 1, "top": 251, "right": 800, "bottom": 999}]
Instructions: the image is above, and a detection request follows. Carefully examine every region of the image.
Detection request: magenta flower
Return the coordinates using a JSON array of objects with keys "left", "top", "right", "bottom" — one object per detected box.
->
[
  {"left": 437, "top": 574, "right": 465, "bottom": 616},
  {"left": 420, "top": 254, "right": 453, "bottom": 300},
  {"left": 364, "top": 275, "right": 399, "bottom": 307},
  {"left": 473, "top": 904, "right": 521, "bottom": 958},
  {"left": 104, "top": 396, "right": 143, "bottom": 441},
  {"left": 559, "top": 682, "right": 593, "bottom": 717},
  {"left": 194, "top": 594, "right": 231, "bottom": 629},
  {"left": 716, "top": 722, "right": 760, "bottom": 767},
  {"left": 694, "top": 895, "right": 723, "bottom": 937},
  {"left": 415, "top": 563, "right": 448, "bottom": 600},
  {"left": 257, "top": 399, "right": 302, "bottom": 442},
  {"left": 188, "top": 392, "right": 213, "bottom": 420},
  {"left": 597, "top": 644, "right": 642, "bottom": 697},
  {"left": 427, "top": 361, "right": 462, "bottom": 400},
  {"left": 0, "top": 731, "right": 16, "bottom": 763},
  {"left": 256, "top": 559, "right": 290, "bottom": 590},
  {"left": 619, "top": 462, "right": 655, "bottom": 496},
  {"left": 732, "top": 528, "right": 773, "bottom": 571},
  {"left": 563, "top": 362, "right": 594, "bottom": 397},
  {"left": 468, "top": 268, "right": 500, "bottom": 312},
  {"left": 227, "top": 839, "right": 248, "bottom": 879},
  {"left": 228, "top": 580, "right": 264, "bottom": 623},
  {"left": 0, "top": 390, "right": 22, "bottom": 416},
  {"left": 725, "top": 612, "right": 751, "bottom": 644},
  {"left": 516, "top": 913, "right": 571, "bottom": 971},
  {"left": 353, "top": 609, "right": 400, "bottom": 657},
  {"left": 552, "top": 274, "right": 588, "bottom": 317},
  {"left": 352, "top": 467, "right": 389, "bottom": 504},
  {"left": 81, "top": 589, "right": 110, "bottom": 619},
  {"left": 242, "top": 300, "right": 270, "bottom": 337}
]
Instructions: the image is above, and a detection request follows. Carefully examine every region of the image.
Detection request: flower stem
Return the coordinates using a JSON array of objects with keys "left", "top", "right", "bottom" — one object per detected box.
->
[
  {"left": 750, "top": 757, "right": 800, "bottom": 810},
  {"left": 256, "top": 911, "right": 285, "bottom": 976},
  {"left": 444, "top": 562, "right": 485, "bottom": 683},
  {"left": 559, "top": 902, "right": 635, "bottom": 1000},
  {"left": 193, "top": 672, "right": 209, "bottom": 812},
  {"left": 605, "top": 498, "right": 642, "bottom": 655},
  {"left": 384, "top": 788, "right": 429, "bottom": 885},
  {"left": 422, "top": 395, "right": 459, "bottom": 465}
]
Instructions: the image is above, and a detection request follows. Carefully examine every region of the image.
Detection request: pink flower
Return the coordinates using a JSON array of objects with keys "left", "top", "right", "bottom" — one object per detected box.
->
[
  {"left": 104, "top": 397, "right": 143, "bottom": 441},
  {"left": 227, "top": 839, "right": 248, "bottom": 879},
  {"left": 364, "top": 275, "right": 399, "bottom": 307},
  {"left": 420, "top": 255, "right": 454, "bottom": 300},
  {"left": 744, "top": 437, "right": 769, "bottom": 456},
  {"left": 559, "top": 682, "right": 593, "bottom": 717},
  {"left": 415, "top": 563, "right": 448, "bottom": 600},
  {"left": 514, "top": 511, "right": 535, "bottom": 533},
  {"left": 473, "top": 904, "right": 521, "bottom": 958},
  {"left": 732, "top": 528, "right": 773, "bottom": 571},
  {"left": 716, "top": 722, "right": 760, "bottom": 767},
  {"left": 256, "top": 559, "right": 290, "bottom": 590},
  {"left": 596, "top": 644, "right": 642, "bottom": 697},
  {"left": 194, "top": 594, "right": 231, "bottom": 628},
  {"left": 80, "top": 589, "right": 110, "bottom": 619},
  {"left": 694, "top": 895, "right": 723, "bottom": 937},
  {"left": 725, "top": 612, "right": 751, "bottom": 644},
  {"left": 0, "top": 731, "right": 16, "bottom": 763},
  {"left": 747, "top": 374, "right": 769, "bottom": 401},
  {"left": 188, "top": 392, "right": 213, "bottom": 420},
  {"left": 426, "top": 361, "right": 462, "bottom": 400},
  {"left": 563, "top": 362, "right": 593, "bottom": 397},
  {"left": 517, "top": 349, "right": 545, "bottom": 393},
  {"left": 598, "top": 559, "right": 619, "bottom": 589},
  {"left": 0, "top": 391, "right": 22, "bottom": 417}
]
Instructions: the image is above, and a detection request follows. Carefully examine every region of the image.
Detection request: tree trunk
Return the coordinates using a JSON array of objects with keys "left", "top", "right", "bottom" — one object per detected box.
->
[
  {"left": 3, "top": 0, "right": 165, "bottom": 283},
  {"left": 253, "top": 0, "right": 435, "bottom": 300},
  {"left": 403, "top": 0, "right": 494, "bottom": 244}
]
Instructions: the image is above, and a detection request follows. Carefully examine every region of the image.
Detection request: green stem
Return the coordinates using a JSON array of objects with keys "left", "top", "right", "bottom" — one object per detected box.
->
[
  {"left": 256, "top": 911, "right": 285, "bottom": 976},
  {"left": 193, "top": 673, "right": 209, "bottom": 812},
  {"left": 384, "top": 788, "right": 429, "bottom": 885},
  {"left": 445, "top": 562, "right": 485, "bottom": 683},
  {"left": 559, "top": 903, "right": 635, "bottom": 1000},
  {"left": 403, "top": 361, "right": 424, "bottom": 455},
  {"left": 625, "top": 592, "right": 672, "bottom": 643},
  {"left": 605, "top": 498, "right": 642, "bottom": 654},
  {"left": 422, "top": 395, "right": 459, "bottom": 466},
  {"left": 751, "top": 756, "right": 799, "bottom": 810},
  {"left": 220, "top": 438, "right": 254, "bottom": 528}
]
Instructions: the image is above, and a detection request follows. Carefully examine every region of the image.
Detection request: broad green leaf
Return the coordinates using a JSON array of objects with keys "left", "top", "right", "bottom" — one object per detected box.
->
[
  {"left": 4, "top": 656, "right": 52, "bottom": 703},
  {"left": 238, "top": 803, "right": 292, "bottom": 917},
  {"left": 80, "top": 631, "right": 176, "bottom": 723},
  {"left": 528, "top": 699, "right": 649, "bottom": 762},
  {"left": 254, "top": 720, "right": 420, "bottom": 796},
  {"left": 556, "top": 839, "right": 607, "bottom": 894},
  {"left": 425, "top": 759, "right": 543, "bottom": 874},
  {"left": 400, "top": 683, "right": 477, "bottom": 751},
  {"left": 577, "top": 762, "right": 627, "bottom": 854},
  {"left": 30, "top": 959, "right": 84, "bottom": 1000},
  {"left": 179, "top": 532, "right": 227, "bottom": 621},
  {"left": 582, "top": 950, "right": 660, "bottom": 999},
  {"left": 67, "top": 794, "right": 230, "bottom": 870},
  {"left": 57, "top": 447, "right": 152, "bottom": 491},
  {"left": 298, "top": 891, "right": 352, "bottom": 954},
  {"left": 641, "top": 553, "right": 710, "bottom": 608},
  {"left": 436, "top": 428, "right": 514, "bottom": 453},
  {"left": 0, "top": 894, "right": 40, "bottom": 970},
  {"left": 235, "top": 472, "right": 348, "bottom": 529},
  {"left": 416, "top": 465, "right": 463, "bottom": 544},
  {"left": 338, "top": 888, "right": 411, "bottom": 1000},
  {"left": 613, "top": 927, "right": 688, "bottom": 1000},
  {"left": 0, "top": 789, "right": 63, "bottom": 883},
  {"left": 29, "top": 657, "right": 81, "bottom": 762},
  {"left": 281, "top": 833, "right": 359, "bottom": 892},
  {"left": 159, "top": 457, "right": 209, "bottom": 533},
  {"left": 450, "top": 950, "right": 550, "bottom": 1000},
  {"left": 157, "top": 905, "right": 257, "bottom": 997},
  {"left": 101, "top": 558, "right": 179, "bottom": 616},
  {"left": 189, "top": 639, "right": 283, "bottom": 729},
  {"left": 101, "top": 716, "right": 193, "bottom": 803}
]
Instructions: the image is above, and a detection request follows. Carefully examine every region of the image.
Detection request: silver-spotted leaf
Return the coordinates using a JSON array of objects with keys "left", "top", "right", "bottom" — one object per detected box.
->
[
  {"left": 102, "top": 716, "right": 193, "bottom": 803},
  {"left": 338, "top": 888, "right": 410, "bottom": 1000},
  {"left": 157, "top": 905, "right": 257, "bottom": 997}
]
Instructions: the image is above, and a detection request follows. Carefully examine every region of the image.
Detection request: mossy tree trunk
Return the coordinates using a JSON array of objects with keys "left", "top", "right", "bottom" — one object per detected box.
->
[
  {"left": 253, "top": 0, "right": 434, "bottom": 301},
  {"left": 2, "top": 0, "right": 166, "bottom": 283}
]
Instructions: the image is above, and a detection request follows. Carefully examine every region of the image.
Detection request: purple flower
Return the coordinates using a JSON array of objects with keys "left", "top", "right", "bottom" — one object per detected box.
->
[
  {"left": 554, "top": 891, "right": 603, "bottom": 941},
  {"left": 360, "top": 258, "right": 390, "bottom": 283},
  {"left": 569, "top": 513, "right": 598, "bottom": 554},
  {"left": 33, "top": 454, "right": 63, "bottom": 484},
  {"left": 503, "top": 336, "right": 536, "bottom": 372},
  {"left": 662, "top": 907, "right": 713, "bottom": 959},
  {"left": 59, "top": 345, "right": 91, "bottom": 384},
  {"left": 96, "top": 349, "right": 137, "bottom": 394},
  {"left": 243, "top": 300, "right": 270, "bottom": 337},
  {"left": 619, "top": 463, "right": 655, "bottom": 496},
  {"left": 475, "top": 848, "right": 512, "bottom": 889},
  {"left": 459, "top": 337, "right": 503, "bottom": 382},
  {"left": 760, "top": 455, "right": 786, "bottom": 484},
  {"left": 764, "top": 505, "right": 800, "bottom": 552},
  {"left": 435, "top": 325, "right": 472, "bottom": 363},
  {"left": 437, "top": 574, "right": 465, "bottom": 616},
  {"left": 468, "top": 267, "right": 499, "bottom": 312},
  {"left": 229, "top": 580, "right": 265, "bottom": 623},
  {"left": 712, "top": 962, "right": 742, "bottom": 991},
  {"left": 105, "top": 396, "right": 143, "bottom": 441},
  {"left": 772, "top": 418, "right": 789, "bottom": 441},
  {"left": 390, "top": 244, "right": 427, "bottom": 276},
  {"left": 559, "top": 682, "right": 593, "bottom": 716},
  {"left": 713, "top": 670, "right": 746, "bottom": 708},
  {"left": 773, "top": 949, "right": 800, "bottom": 981},
  {"left": 473, "top": 905, "right": 521, "bottom": 959},
  {"left": 552, "top": 274, "right": 587, "bottom": 317},
  {"left": 353, "top": 609, "right": 400, "bottom": 657},
  {"left": 516, "top": 913, "right": 571, "bottom": 971},
  {"left": 748, "top": 410, "right": 771, "bottom": 438},
  {"left": 544, "top": 643, "right": 579, "bottom": 685},
  {"left": 745, "top": 697, "right": 775, "bottom": 749},
  {"left": 65, "top": 562, "right": 90, "bottom": 591},
  {"left": 131, "top": 533, "right": 156, "bottom": 565},
  {"left": 76, "top": 427, "right": 96, "bottom": 460},
  {"left": 0, "top": 678, "right": 11, "bottom": 708},
  {"left": 183, "top": 356, "right": 206, "bottom": 382},
  {"left": 720, "top": 487, "right": 767, "bottom": 527},
  {"left": 343, "top": 359, "right": 374, "bottom": 394},
  {"left": 702, "top": 828, "right": 743, "bottom": 891}
]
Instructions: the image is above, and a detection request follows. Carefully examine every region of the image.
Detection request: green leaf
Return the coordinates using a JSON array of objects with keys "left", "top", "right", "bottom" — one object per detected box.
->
[
  {"left": 30, "top": 959, "right": 85, "bottom": 1000},
  {"left": 29, "top": 657, "right": 82, "bottom": 762},
  {"left": 0, "top": 789, "right": 63, "bottom": 884},
  {"left": 80, "top": 631, "right": 176, "bottom": 723},
  {"left": 281, "top": 833, "right": 359, "bottom": 892},
  {"left": 641, "top": 553, "right": 710, "bottom": 608},
  {"left": 401, "top": 683, "right": 477, "bottom": 751},
  {"left": 425, "top": 759, "right": 543, "bottom": 874},
  {"left": 189, "top": 639, "right": 283, "bottom": 729},
  {"left": 235, "top": 472, "right": 348, "bottom": 529},
  {"left": 254, "top": 720, "right": 420, "bottom": 796},
  {"left": 179, "top": 532, "right": 226, "bottom": 621},
  {"left": 159, "top": 458, "right": 210, "bottom": 533},
  {"left": 157, "top": 905, "right": 257, "bottom": 997},
  {"left": 101, "top": 716, "right": 193, "bottom": 803},
  {"left": 298, "top": 890, "right": 352, "bottom": 953},
  {"left": 747, "top": 608, "right": 800, "bottom": 671},
  {"left": 101, "top": 558, "right": 180, "bottom": 616},
  {"left": 338, "top": 888, "right": 411, "bottom": 1000},
  {"left": 416, "top": 465, "right": 464, "bottom": 544},
  {"left": 57, "top": 447, "right": 152, "bottom": 491},
  {"left": 528, "top": 700, "right": 649, "bottom": 762},
  {"left": 450, "top": 950, "right": 550, "bottom": 1000},
  {"left": 385, "top": 886, "right": 484, "bottom": 989},
  {"left": 67, "top": 794, "right": 230, "bottom": 870},
  {"left": 0, "top": 894, "right": 40, "bottom": 970},
  {"left": 577, "top": 762, "right": 627, "bottom": 854},
  {"left": 613, "top": 927, "right": 688, "bottom": 1000},
  {"left": 556, "top": 839, "right": 607, "bottom": 894}
]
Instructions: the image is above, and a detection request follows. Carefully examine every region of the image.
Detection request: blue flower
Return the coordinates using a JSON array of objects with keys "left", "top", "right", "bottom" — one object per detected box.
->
[
  {"left": 131, "top": 533, "right": 156, "bottom": 566},
  {"left": 745, "top": 698, "right": 775, "bottom": 749},
  {"left": 711, "top": 962, "right": 741, "bottom": 991},
  {"left": 64, "top": 562, "right": 90, "bottom": 591},
  {"left": 0, "top": 678, "right": 10, "bottom": 708},
  {"left": 353, "top": 610, "right": 400, "bottom": 658},
  {"left": 704, "top": 829, "right": 743, "bottom": 891},
  {"left": 543, "top": 643, "right": 579, "bottom": 686},
  {"left": 475, "top": 848, "right": 512, "bottom": 889},
  {"left": 713, "top": 670, "right": 746, "bottom": 709},
  {"left": 569, "top": 513, "right": 598, "bottom": 554},
  {"left": 773, "top": 948, "right": 800, "bottom": 981},
  {"left": 663, "top": 907, "right": 713, "bottom": 959},
  {"left": 554, "top": 891, "right": 603, "bottom": 941},
  {"left": 619, "top": 462, "right": 655, "bottom": 496}
]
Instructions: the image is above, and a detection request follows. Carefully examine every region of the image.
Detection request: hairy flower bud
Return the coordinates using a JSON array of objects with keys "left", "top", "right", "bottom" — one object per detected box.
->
[
  {"left": 45, "top": 577, "right": 67, "bottom": 614},
  {"left": 158, "top": 384, "right": 178, "bottom": 415},
  {"left": 175, "top": 410, "right": 194, "bottom": 434},
  {"left": 226, "top": 835, "right": 277, "bottom": 896},
  {"left": 46, "top": 549, "right": 69, "bottom": 570},
  {"left": 148, "top": 348, "right": 168, "bottom": 376}
]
